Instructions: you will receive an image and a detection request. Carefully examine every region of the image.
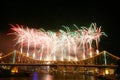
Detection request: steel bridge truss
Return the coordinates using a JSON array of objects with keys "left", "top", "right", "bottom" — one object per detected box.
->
[{"left": 0, "top": 50, "right": 119, "bottom": 74}]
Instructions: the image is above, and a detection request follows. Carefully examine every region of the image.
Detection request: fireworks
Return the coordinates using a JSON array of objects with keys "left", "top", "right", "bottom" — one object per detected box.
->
[{"left": 9, "top": 23, "right": 107, "bottom": 61}]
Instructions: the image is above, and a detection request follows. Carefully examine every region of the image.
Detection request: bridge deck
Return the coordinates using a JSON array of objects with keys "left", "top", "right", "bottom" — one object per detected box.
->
[{"left": 0, "top": 63, "right": 118, "bottom": 68}]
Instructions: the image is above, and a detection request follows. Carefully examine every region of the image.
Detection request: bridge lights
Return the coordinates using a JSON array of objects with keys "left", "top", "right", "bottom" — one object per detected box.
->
[
  {"left": 96, "top": 49, "right": 99, "bottom": 54},
  {"left": 102, "top": 68, "right": 110, "bottom": 76},
  {"left": 0, "top": 52, "right": 2, "bottom": 59},
  {"left": 105, "top": 68, "right": 109, "bottom": 75},
  {"left": 11, "top": 66, "right": 18, "bottom": 74},
  {"left": 105, "top": 69, "right": 109, "bottom": 74}
]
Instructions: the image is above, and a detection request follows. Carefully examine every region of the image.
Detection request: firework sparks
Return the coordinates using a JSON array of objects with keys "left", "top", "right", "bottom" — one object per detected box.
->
[{"left": 9, "top": 23, "right": 107, "bottom": 61}]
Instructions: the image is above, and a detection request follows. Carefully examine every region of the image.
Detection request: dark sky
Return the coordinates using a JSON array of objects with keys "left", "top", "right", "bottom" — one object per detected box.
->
[{"left": 0, "top": 1, "right": 120, "bottom": 57}]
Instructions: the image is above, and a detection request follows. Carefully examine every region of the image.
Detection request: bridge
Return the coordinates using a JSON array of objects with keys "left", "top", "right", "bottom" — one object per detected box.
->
[{"left": 0, "top": 50, "right": 120, "bottom": 75}]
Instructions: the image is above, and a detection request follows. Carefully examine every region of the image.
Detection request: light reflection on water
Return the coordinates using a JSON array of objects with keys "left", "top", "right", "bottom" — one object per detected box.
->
[
  {"left": 32, "top": 72, "right": 54, "bottom": 80},
  {"left": 0, "top": 72, "right": 101, "bottom": 80},
  {"left": 33, "top": 72, "right": 39, "bottom": 80}
]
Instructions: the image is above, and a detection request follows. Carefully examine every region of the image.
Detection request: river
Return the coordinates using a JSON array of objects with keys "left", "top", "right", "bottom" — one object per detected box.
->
[{"left": 0, "top": 72, "right": 105, "bottom": 80}]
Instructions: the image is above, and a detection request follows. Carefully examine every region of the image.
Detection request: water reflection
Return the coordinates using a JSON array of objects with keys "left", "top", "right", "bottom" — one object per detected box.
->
[
  {"left": 53, "top": 73, "right": 96, "bottom": 80},
  {"left": 32, "top": 72, "right": 54, "bottom": 80},
  {"left": 33, "top": 72, "right": 38, "bottom": 80},
  {"left": 41, "top": 74, "right": 54, "bottom": 80},
  {"left": 0, "top": 72, "right": 102, "bottom": 80}
]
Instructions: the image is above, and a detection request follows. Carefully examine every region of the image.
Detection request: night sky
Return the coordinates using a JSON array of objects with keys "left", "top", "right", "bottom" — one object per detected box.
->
[{"left": 0, "top": 1, "right": 120, "bottom": 57}]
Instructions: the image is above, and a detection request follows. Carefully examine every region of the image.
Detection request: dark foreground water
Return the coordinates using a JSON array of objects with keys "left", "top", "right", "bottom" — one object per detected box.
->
[{"left": 0, "top": 72, "right": 106, "bottom": 80}]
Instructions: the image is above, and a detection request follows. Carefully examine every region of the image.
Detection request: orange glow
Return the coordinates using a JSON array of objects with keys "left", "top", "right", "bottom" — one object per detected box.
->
[{"left": 11, "top": 67, "right": 18, "bottom": 73}]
